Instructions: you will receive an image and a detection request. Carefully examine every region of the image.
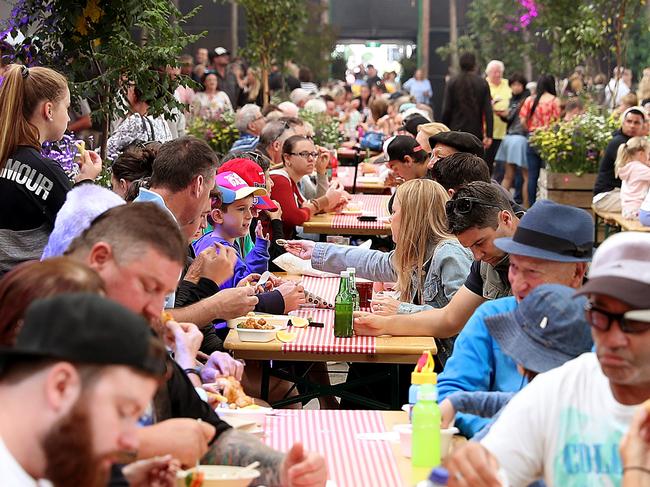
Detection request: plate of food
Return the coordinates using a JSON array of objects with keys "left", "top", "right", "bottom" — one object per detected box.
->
[{"left": 177, "top": 465, "right": 260, "bottom": 487}]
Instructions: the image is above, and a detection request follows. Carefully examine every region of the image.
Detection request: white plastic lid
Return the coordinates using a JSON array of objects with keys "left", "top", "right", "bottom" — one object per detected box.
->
[
  {"left": 341, "top": 271, "right": 350, "bottom": 278},
  {"left": 347, "top": 267, "right": 356, "bottom": 274}
]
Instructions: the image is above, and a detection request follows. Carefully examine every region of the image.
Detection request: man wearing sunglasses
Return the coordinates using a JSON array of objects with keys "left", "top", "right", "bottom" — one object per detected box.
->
[
  {"left": 355, "top": 181, "right": 518, "bottom": 339},
  {"left": 447, "top": 232, "right": 650, "bottom": 487}
]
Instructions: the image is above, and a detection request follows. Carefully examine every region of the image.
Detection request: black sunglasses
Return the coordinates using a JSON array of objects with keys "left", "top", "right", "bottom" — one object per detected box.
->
[
  {"left": 584, "top": 302, "right": 650, "bottom": 334},
  {"left": 445, "top": 197, "right": 502, "bottom": 215}
]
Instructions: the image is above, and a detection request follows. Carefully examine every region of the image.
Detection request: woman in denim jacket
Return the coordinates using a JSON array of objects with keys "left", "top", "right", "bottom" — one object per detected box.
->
[{"left": 287, "top": 179, "right": 472, "bottom": 364}]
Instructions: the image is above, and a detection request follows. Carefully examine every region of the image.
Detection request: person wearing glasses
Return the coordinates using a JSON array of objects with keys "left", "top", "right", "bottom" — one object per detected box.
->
[
  {"left": 447, "top": 232, "right": 650, "bottom": 487},
  {"left": 270, "top": 135, "right": 348, "bottom": 239}
]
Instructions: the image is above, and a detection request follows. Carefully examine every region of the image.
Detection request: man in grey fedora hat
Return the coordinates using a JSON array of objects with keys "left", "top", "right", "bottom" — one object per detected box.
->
[
  {"left": 437, "top": 198, "right": 594, "bottom": 437},
  {"left": 447, "top": 231, "right": 650, "bottom": 487}
]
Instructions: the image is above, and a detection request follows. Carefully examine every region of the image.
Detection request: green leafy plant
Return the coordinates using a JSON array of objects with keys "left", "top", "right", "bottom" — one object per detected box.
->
[
  {"left": 298, "top": 109, "right": 341, "bottom": 149},
  {"left": 233, "top": 0, "right": 307, "bottom": 105},
  {"left": 529, "top": 108, "right": 619, "bottom": 175},
  {"left": 186, "top": 111, "right": 239, "bottom": 157},
  {"left": 3, "top": 0, "right": 204, "bottom": 158}
]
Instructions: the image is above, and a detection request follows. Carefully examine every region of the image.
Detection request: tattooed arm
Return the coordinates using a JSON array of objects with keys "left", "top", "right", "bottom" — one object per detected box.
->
[
  {"left": 202, "top": 429, "right": 283, "bottom": 485},
  {"left": 202, "top": 429, "right": 327, "bottom": 487}
]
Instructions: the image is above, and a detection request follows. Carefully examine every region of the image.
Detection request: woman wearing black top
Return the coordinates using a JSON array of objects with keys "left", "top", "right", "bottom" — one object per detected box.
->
[{"left": 0, "top": 65, "right": 101, "bottom": 274}]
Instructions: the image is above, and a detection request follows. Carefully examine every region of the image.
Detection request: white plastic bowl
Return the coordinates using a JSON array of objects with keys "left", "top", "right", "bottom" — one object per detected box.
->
[
  {"left": 177, "top": 466, "right": 260, "bottom": 487},
  {"left": 234, "top": 323, "right": 286, "bottom": 343},
  {"left": 393, "top": 424, "right": 460, "bottom": 459},
  {"left": 227, "top": 314, "right": 289, "bottom": 329}
]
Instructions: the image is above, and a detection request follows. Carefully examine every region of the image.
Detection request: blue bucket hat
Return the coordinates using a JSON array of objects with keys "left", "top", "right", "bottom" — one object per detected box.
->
[
  {"left": 485, "top": 284, "right": 593, "bottom": 373},
  {"left": 494, "top": 199, "right": 593, "bottom": 262}
]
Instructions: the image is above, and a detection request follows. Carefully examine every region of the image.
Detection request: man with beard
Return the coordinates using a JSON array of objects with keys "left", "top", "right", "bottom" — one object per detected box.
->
[
  {"left": 0, "top": 293, "right": 170, "bottom": 487},
  {"left": 65, "top": 203, "right": 328, "bottom": 486},
  {"left": 446, "top": 232, "right": 650, "bottom": 487}
]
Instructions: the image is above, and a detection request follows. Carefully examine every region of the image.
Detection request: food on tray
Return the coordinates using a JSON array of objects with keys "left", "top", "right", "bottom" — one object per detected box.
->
[
  {"left": 203, "top": 376, "right": 254, "bottom": 409},
  {"left": 237, "top": 316, "right": 274, "bottom": 330}
]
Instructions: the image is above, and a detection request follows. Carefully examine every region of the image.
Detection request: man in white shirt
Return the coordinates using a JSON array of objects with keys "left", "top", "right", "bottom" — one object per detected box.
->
[
  {"left": 447, "top": 232, "right": 650, "bottom": 487},
  {"left": 605, "top": 66, "right": 632, "bottom": 109},
  {"left": 0, "top": 294, "right": 168, "bottom": 487}
]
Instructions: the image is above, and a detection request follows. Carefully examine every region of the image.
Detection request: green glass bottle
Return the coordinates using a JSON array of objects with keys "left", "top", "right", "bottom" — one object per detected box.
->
[
  {"left": 334, "top": 271, "right": 354, "bottom": 338},
  {"left": 346, "top": 267, "right": 360, "bottom": 311}
]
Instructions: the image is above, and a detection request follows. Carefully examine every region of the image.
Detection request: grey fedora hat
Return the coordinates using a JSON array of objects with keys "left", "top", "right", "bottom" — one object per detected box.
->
[{"left": 494, "top": 199, "right": 594, "bottom": 263}]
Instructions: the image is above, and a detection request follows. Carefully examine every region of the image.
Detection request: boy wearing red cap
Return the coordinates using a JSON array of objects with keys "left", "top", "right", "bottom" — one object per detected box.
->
[{"left": 192, "top": 171, "right": 269, "bottom": 290}]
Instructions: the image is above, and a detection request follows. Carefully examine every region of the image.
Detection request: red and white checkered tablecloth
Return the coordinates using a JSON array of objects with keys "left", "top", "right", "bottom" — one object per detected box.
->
[
  {"left": 302, "top": 276, "right": 340, "bottom": 303},
  {"left": 283, "top": 276, "right": 376, "bottom": 354},
  {"left": 331, "top": 194, "right": 389, "bottom": 231},
  {"left": 264, "top": 410, "right": 402, "bottom": 487}
]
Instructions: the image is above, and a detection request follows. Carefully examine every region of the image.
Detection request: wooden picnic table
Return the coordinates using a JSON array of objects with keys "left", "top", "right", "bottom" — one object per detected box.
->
[
  {"left": 224, "top": 275, "right": 436, "bottom": 409},
  {"left": 592, "top": 206, "right": 650, "bottom": 244},
  {"left": 336, "top": 166, "right": 390, "bottom": 195},
  {"left": 302, "top": 194, "right": 392, "bottom": 236}
]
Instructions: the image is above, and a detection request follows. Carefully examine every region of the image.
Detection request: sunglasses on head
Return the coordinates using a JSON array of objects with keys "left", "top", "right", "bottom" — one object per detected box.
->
[
  {"left": 584, "top": 302, "right": 650, "bottom": 334},
  {"left": 445, "top": 197, "right": 502, "bottom": 215}
]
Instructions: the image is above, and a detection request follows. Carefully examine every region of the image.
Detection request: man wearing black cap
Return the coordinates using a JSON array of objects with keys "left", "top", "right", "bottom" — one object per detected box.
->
[
  {"left": 210, "top": 47, "right": 240, "bottom": 108},
  {"left": 447, "top": 232, "right": 650, "bottom": 487},
  {"left": 0, "top": 293, "right": 169, "bottom": 486},
  {"left": 428, "top": 131, "right": 486, "bottom": 166},
  {"left": 399, "top": 113, "right": 431, "bottom": 137},
  {"left": 385, "top": 135, "right": 430, "bottom": 181}
]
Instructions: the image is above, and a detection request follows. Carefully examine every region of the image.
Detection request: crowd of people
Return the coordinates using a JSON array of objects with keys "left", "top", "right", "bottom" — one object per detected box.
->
[{"left": 1, "top": 42, "right": 650, "bottom": 487}]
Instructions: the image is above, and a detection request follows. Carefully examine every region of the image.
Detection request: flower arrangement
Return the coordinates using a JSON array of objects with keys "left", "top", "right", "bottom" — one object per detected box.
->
[
  {"left": 298, "top": 109, "right": 342, "bottom": 149},
  {"left": 186, "top": 111, "right": 239, "bottom": 156},
  {"left": 529, "top": 108, "right": 619, "bottom": 175}
]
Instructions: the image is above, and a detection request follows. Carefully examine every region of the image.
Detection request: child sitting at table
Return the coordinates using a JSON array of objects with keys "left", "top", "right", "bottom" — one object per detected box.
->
[
  {"left": 615, "top": 136, "right": 650, "bottom": 219},
  {"left": 439, "top": 284, "right": 593, "bottom": 442},
  {"left": 192, "top": 171, "right": 269, "bottom": 289}
]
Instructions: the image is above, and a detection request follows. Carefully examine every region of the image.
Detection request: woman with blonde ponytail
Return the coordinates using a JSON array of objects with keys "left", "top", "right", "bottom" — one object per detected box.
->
[
  {"left": 0, "top": 65, "right": 102, "bottom": 274},
  {"left": 286, "top": 178, "right": 473, "bottom": 365}
]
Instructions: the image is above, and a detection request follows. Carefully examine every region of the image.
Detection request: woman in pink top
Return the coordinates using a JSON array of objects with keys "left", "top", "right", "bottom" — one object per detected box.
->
[
  {"left": 615, "top": 136, "right": 650, "bottom": 219},
  {"left": 519, "top": 74, "right": 561, "bottom": 206}
]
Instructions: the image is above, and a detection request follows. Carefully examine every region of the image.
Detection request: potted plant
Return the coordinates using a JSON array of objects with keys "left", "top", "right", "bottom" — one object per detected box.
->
[
  {"left": 529, "top": 108, "right": 618, "bottom": 210},
  {"left": 186, "top": 111, "right": 239, "bottom": 157}
]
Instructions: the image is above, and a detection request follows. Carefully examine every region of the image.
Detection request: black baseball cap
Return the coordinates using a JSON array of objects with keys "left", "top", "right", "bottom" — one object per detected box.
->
[
  {"left": 429, "top": 131, "right": 484, "bottom": 158},
  {"left": 399, "top": 114, "right": 430, "bottom": 137},
  {"left": 386, "top": 135, "right": 426, "bottom": 162},
  {"left": 0, "top": 294, "right": 167, "bottom": 376}
]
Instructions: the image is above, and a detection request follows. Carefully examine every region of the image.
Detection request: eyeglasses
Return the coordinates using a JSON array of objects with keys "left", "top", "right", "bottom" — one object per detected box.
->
[
  {"left": 445, "top": 197, "right": 503, "bottom": 215},
  {"left": 584, "top": 302, "right": 650, "bottom": 334},
  {"left": 290, "top": 151, "right": 319, "bottom": 159}
]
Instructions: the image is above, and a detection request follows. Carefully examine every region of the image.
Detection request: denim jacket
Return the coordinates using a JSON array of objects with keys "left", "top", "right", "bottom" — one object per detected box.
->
[{"left": 311, "top": 240, "right": 473, "bottom": 364}]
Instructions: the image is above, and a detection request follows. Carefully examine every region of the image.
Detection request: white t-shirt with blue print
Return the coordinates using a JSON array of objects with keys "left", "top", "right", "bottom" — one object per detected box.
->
[{"left": 482, "top": 352, "right": 637, "bottom": 487}]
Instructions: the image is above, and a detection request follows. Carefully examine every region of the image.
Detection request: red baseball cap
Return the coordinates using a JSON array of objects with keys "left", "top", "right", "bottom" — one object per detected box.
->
[{"left": 219, "top": 158, "right": 278, "bottom": 211}]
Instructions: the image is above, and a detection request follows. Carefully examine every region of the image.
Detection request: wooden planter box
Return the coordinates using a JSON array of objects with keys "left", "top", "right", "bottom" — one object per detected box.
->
[{"left": 538, "top": 169, "right": 597, "bottom": 212}]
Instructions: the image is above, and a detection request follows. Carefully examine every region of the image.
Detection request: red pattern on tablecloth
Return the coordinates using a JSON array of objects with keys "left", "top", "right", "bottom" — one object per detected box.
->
[
  {"left": 331, "top": 194, "right": 389, "bottom": 230},
  {"left": 302, "top": 276, "right": 340, "bottom": 303},
  {"left": 264, "top": 410, "right": 402, "bottom": 487},
  {"left": 284, "top": 276, "right": 376, "bottom": 354}
]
